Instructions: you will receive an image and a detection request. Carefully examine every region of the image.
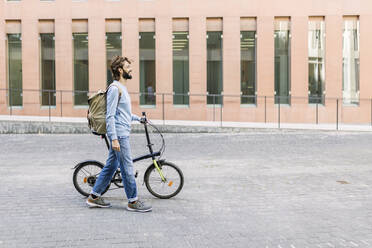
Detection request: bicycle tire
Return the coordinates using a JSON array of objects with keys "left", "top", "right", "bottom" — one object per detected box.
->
[
  {"left": 73, "top": 161, "right": 110, "bottom": 197},
  {"left": 144, "top": 161, "right": 184, "bottom": 199}
]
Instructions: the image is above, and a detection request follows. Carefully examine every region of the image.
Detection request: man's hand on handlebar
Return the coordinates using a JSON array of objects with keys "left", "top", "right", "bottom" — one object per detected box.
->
[{"left": 139, "top": 117, "right": 147, "bottom": 124}]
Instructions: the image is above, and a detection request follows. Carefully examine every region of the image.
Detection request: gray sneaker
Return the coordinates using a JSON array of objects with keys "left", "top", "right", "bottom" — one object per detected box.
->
[
  {"left": 127, "top": 200, "right": 152, "bottom": 212},
  {"left": 86, "top": 195, "right": 112, "bottom": 208}
]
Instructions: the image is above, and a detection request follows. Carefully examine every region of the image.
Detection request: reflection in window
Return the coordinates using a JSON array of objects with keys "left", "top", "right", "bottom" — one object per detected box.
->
[
  {"left": 343, "top": 18, "right": 359, "bottom": 105},
  {"left": 7, "top": 34, "right": 22, "bottom": 107},
  {"left": 40, "top": 34, "right": 56, "bottom": 106},
  {"left": 73, "top": 33, "right": 89, "bottom": 106},
  {"left": 139, "top": 32, "right": 156, "bottom": 105},
  {"left": 274, "top": 20, "right": 291, "bottom": 104},
  {"left": 207, "top": 31, "right": 223, "bottom": 105},
  {"left": 106, "top": 33, "right": 122, "bottom": 85},
  {"left": 241, "top": 31, "right": 256, "bottom": 104},
  {"left": 308, "top": 19, "right": 325, "bottom": 104},
  {"left": 173, "top": 32, "right": 189, "bottom": 105}
]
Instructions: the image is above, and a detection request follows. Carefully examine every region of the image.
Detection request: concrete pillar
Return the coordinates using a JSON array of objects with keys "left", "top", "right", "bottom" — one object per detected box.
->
[
  {"left": 55, "top": 17, "right": 73, "bottom": 116},
  {"left": 189, "top": 15, "right": 206, "bottom": 96},
  {"left": 0, "top": 0, "right": 5, "bottom": 92},
  {"left": 123, "top": 16, "right": 140, "bottom": 116},
  {"left": 325, "top": 15, "right": 342, "bottom": 99},
  {"left": 88, "top": 17, "right": 106, "bottom": 92},
  {"left": 222, "top": 16, "right": 240, "bottom": 120},
  {"left": 222, "top": 16, "right": 240, "bottom": 96},
  {"left": 189, "top": 13, "right": 207, "bottom": 118},
  {"left": 155, "top": 16, "right": 172, "bottom": 94},
  {"left": 123, "top": 17, "right": 140, "bottom": 93},
  {"left": 55, "top": 18, "right": 73, "bottom": 92},
  {"left": 290, "top": 16, "right": 308, "bottom": 100},
  {"left": 257, "top": 16, "right": 274, "bottom": 97},
  {"left": 21, "top": 17, "right": 39, "bottom": 105},
  {"left": 359, "top": 15, "right": 372, "bottom": 99}
]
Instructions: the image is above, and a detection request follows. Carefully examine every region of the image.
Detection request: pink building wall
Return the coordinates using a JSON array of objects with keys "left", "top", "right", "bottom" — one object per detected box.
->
[{"left": 1, "top": 0, "right": 372, "bottom": 124}]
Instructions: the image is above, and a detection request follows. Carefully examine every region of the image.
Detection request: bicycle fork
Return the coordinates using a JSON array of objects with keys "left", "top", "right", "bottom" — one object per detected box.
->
[
  {"left": 153, "top": 160, "right": 166, "bottom": 182},
  {"left": 142, "top": 112, "right": 166, "bottom": 183}
]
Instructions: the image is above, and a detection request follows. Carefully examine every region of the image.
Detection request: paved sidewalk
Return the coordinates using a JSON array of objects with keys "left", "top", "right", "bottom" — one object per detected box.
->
[
  {"left": 1, "top": 114, "right": 372, "bottom": 132},
  {"left": 1, "top": 131, "right": 372, "bottom": 247}
]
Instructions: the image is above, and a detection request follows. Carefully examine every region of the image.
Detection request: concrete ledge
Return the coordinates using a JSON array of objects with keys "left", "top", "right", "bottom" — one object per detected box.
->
[
  {"left": 0, "top": 120, "right": 91, "bottom": 134},
  {"left": 1, "top": 115, "right": 372, "bottom": 133},
  {"left": 0, "top": 120, "right": 251, "bottom": 134}
]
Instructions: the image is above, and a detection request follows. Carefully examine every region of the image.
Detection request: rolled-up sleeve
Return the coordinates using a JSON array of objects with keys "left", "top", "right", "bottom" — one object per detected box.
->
[{"left": 106, "top": 86, "right": 119, "bottom": 140}]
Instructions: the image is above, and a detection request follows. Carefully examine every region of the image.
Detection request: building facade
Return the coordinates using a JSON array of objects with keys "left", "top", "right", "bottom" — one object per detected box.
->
[{"left": 1, "top": 0, "right": 372, "bottom": 124}]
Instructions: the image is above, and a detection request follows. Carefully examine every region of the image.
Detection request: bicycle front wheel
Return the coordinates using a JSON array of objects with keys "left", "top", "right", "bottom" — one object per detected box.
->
[{"left": 144, "top": 161, "right": 184, "bottom": 199}]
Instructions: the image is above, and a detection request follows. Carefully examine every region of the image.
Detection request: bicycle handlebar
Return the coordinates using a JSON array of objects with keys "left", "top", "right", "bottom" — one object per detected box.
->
[
  {"left": 141, "top": 112, "right": 148, "bottom": 124},
  {"left": 101, "top": 111, "right": 165, "bottom": 159},
  {"left": 141, "top": 112, "right": 165, "bottom": 159}
]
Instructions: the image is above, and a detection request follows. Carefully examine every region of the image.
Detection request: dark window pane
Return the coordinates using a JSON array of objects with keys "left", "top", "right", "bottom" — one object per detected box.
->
[
  {"left": 106, "top": 32, "right": 122, "bottom": 86},
  {"left": 308, "top": 58, "right": 324, "bottom": 104},
  {"left": 241, "top": 31, "right": 256, "bottom": 104},
  {"left": 274, "top": 30, "right": 290, "bottom": 104},
  {"left": 207, "top": 31, "right": 223, "bottom": 105},
  {"left": 139, "top": 32, "right": 156, "bottom": 105},
  {"left": 308, "top": 21, "right": 325, "bottom": 104},
  {"left": 41, "top": 33, "right": 56, "bottom": 106},
  {"left": 7, "top": 33, "right": 22, "bottom": 107},
  {"left": 73, "top": 33, "right": 89, "bottom": 106},
  {"left": 173, "top": 32, "right": 189, "bottom": 105}
]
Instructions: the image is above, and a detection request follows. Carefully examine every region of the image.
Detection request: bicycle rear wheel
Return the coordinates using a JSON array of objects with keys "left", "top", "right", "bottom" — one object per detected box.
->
[
  {"left": 73, "top": 161, "right": 110, "bottom": 197},
  {"left": 144, "top": 161, "right": 184, "bottom": 199}
]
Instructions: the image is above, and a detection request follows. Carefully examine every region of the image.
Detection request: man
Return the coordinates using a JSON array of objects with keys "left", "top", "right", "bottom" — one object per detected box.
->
[{"left": 86, "top": 56, "right": 152, "bottom": 212}]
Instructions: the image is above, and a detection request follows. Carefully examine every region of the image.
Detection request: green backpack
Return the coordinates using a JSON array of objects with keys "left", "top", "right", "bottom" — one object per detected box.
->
[{"left": 87, "top": 82, "right": 122, "bottom": 135}]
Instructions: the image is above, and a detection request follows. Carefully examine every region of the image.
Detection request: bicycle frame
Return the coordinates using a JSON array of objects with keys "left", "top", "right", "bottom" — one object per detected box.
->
[{"left": 100, "top": 112, "right": 166, "bottom": 181}]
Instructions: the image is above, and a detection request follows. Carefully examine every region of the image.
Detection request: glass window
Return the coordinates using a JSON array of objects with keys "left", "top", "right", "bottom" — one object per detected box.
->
[
  {"left": 241, "top": 31, "right": 256, "bottom": 104},
  {"left": 40, "top": 33, "right": 56, "bottom": 106},
  {"left": 207, "top": 31, "right": 223, "bottom": 105},
  {"left": 7, "top": 33, "right": 23, "bottom": 107},
  {"left": 173, "top": 32, "right": 189, "bottom": 105},
  {"left": 73, "top": 33, "right": 89, "bottom": 106},
  {"left": 343, "top": 18, "right": 359, "bottom": 105},
  {"left": 106, "top": 33, "right": 122, "bottom": 85},
  {"left": 308, "top": 19, "right": 325, "bottom": 104},
  {"left": 274, "top": 19, "right": 291, "bottom": 104},
  {"left": 139, "top": 32, "right": 156, "bottom": 106}
]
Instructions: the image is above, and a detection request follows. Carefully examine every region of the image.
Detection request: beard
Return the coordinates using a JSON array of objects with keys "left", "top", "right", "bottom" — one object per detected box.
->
[{"left": 123, "top": 71, "right": 132, "bottom": 80}]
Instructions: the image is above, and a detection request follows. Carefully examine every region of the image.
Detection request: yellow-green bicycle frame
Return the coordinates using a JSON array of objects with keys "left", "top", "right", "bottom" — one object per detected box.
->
[{"left": 153, "top": 160, "right": 166, "bottom": 182}]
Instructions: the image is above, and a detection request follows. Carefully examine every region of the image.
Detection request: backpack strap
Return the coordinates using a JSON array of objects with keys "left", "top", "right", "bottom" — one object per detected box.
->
[
  {"left": 107, "top": 82, "right": 123, "bottom": 107},
  {"left": 107, "top": 82, "right": 123, "bottom": 97}
]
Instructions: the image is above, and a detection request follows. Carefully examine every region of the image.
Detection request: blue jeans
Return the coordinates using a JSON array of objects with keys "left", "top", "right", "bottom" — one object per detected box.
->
[{"left": 91, "top": 136, "right": 138, "bottom": 202}]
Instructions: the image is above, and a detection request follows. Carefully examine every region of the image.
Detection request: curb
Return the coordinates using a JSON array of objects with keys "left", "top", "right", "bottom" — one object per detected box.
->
[{"left": 0, "top": 120, "right": 256, "bottom": 134}]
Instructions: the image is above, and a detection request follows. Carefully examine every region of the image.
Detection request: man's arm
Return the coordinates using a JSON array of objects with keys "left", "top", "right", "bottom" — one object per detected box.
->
[
  {"left": 106, "top": 86, "right": 119, "bottom": 141},
  {"left": 131, "top": 114, "right": 140, "bottom": 122}
]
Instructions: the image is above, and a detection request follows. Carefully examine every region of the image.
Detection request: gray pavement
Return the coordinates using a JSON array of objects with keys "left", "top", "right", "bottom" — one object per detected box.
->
[{"left": 1, "top": 130, "right": 372, "bottom": 247}]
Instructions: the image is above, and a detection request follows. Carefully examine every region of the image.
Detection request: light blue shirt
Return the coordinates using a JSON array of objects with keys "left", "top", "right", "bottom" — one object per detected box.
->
[{"left": 106, "top": 80, "right": 140, "bottom": 140}]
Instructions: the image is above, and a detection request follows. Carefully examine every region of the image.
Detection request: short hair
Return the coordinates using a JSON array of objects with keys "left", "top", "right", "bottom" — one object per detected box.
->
[{"left": 110, "top": 56, "right": 131, "bottom": 81}]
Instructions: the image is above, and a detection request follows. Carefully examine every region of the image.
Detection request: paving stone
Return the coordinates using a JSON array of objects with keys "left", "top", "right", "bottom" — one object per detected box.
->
[{"left": 1, "top": 131, "right": 372, "bottom": 247}]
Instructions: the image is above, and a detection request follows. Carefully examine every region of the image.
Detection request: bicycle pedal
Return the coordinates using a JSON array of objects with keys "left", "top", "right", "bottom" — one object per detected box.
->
[{"left": 135, "top": 170, "right": 138, "bottom": 178}]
